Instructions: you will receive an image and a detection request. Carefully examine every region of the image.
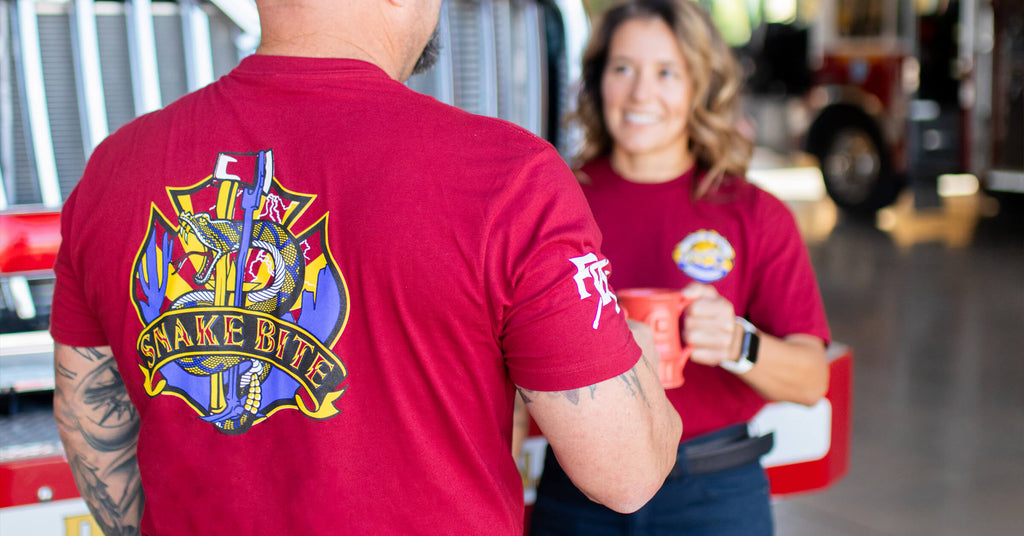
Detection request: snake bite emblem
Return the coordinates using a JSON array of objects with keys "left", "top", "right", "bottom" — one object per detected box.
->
[{"left": 131, "top": 150, "right": 349, "bottom": 434}]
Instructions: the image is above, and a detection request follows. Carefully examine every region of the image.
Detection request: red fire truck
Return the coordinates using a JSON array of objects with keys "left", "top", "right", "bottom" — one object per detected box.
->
[
  {"left": 1, "top": 0, "right": 855, "bottom": 532},
  {"left": 701, "top": 0, "right": 1023, "bottom": 214}
]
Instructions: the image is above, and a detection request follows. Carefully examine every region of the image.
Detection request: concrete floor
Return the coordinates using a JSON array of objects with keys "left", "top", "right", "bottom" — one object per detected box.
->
[{"left": 767, "top": 186, "right": 1024, "bottom": 535}]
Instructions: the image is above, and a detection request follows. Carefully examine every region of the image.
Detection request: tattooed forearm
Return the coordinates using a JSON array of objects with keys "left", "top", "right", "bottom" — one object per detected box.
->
[
  {"left": 54, "top": 344, "right": 143, "bottom": 536},
  {"left": 68, "top": 451, "right": 143, "bottom": 536},
  {"left": 57, "top": 347, "right": 139, "bottom": 450}
]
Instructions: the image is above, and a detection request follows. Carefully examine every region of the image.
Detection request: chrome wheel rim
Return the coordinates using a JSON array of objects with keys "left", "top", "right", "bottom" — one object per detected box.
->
[{"left": 823, "top": 129, "right": 881, "bottom": 205}]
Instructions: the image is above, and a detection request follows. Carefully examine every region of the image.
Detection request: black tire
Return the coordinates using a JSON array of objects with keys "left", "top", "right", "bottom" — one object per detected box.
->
[{"left": 806, "top": 105, "right": 903, "bottom": 214}]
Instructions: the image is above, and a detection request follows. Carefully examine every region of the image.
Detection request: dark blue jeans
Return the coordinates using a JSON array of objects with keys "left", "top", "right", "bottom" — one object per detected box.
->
[{"left": 529, "top": 427, "right": 774, "bottom": 536}]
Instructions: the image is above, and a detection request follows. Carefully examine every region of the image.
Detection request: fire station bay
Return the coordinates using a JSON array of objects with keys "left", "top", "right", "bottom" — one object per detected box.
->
[{"left": 1, "top": 1, "right": 1021, "bottom": 535}]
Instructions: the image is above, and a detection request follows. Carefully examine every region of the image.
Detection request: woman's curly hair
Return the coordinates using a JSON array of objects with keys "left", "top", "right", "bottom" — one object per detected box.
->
[{"left": 573, "top": 0, "right": 752, "bottom": 196}]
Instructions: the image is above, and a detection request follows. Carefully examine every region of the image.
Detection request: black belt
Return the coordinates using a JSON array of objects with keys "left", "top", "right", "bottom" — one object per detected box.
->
[{"left": 668, "top": 424, "right": 774, "bottom": 478}]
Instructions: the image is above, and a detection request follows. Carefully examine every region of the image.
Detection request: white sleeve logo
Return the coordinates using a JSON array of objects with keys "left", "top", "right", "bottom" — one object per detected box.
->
[{"left": 570, "top": 253, "right": 620, "bottom": 329}]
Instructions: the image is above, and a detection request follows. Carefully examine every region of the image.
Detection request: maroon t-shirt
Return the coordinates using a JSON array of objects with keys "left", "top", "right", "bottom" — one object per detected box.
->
[
  {"left": 579, "top": 158, "right": 830, "bottom": 441},
  {"left": 50, "top": 56, "right": 638, "bottom": 535}
]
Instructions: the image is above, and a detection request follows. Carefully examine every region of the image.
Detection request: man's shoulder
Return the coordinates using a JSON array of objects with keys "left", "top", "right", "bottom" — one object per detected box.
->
[
  {"left": 99, "top": 81, "right": 216, "bottom": 144},
  {"left": 399, "top": 92, "right": 552, "bottom": 153}
]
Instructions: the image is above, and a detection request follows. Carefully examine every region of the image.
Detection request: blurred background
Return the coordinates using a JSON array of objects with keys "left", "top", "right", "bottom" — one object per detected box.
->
[
  {"left": 584, "top": 1, "right": 1024, "bottom": 533},
  {"left": 1, "top": 0, "right": 1022, "bottom": 534},
  {"left": 583, "top": 2, "right": 1024, "bottom": 533}
]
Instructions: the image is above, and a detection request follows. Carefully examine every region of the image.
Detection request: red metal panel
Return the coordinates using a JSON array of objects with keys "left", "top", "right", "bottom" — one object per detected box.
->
[
  {"left": 0, "top": 212, "right": 63, "bottom": 274},
  {"left": 816, "top": 54, "right": 903, "bottom": 110},
  {"left": 766, "top": 349, "right": 853, "bottom": 496},
  {"left": 0, "top": 456, "right": 80, "bottom": 509}
]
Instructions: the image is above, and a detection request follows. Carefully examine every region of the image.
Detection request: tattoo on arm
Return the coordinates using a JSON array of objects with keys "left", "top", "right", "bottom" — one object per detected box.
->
[
  {"left": 56, "top": 362, "right": 76, "bottom": 381},
  {"left": 517, "top": 386, "right": 587, "bottom": 406},
  {"left": 638, "top": 351, "right": 656, "bottom": 375},
  {"left": 54, "top": 345, "right": 143, "bottom": 536},
  {"left": 618, "top": 365, "right": 651, "bottom": 408},
  {"left": 517, "top": 367, "right": 650, "bottom": 408},
  {"left": 563, "top": 390, "right": 580, "bottom": 405}
]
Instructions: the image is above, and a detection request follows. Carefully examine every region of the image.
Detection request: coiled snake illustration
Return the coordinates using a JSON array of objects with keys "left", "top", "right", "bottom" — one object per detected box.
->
[{"left": 170, "top": 211, "right": 305, "bottom": 432}]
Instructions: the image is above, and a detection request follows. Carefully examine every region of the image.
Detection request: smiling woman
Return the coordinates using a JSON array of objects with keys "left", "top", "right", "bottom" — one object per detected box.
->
[
  {"left": 600, "top": 17, "right": 695, "bottom": 182},
  {"left": 572, "top": 0, "right": 752, "bottom": 195},
  {"left": 529, "top": 1, "right": 831, "bottom": 535}
]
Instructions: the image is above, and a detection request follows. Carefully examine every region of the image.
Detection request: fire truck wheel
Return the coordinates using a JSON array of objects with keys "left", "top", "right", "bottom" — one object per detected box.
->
[{"left": 807, "top": 106, "right": 901, "bottom": 214}]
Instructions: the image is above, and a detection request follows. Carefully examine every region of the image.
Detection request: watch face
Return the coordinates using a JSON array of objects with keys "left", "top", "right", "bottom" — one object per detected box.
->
[
  {"left": 734, "top": 317, "right": 759, "bottom": 363},
  {"left": 746, "top": 330, "right": 761, "bottom": 364}
]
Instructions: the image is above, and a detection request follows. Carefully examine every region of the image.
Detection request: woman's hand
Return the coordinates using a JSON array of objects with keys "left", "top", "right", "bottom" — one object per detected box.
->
[
  {"left": 680, "top": 283, "right": 829, "bottom": 406},
  {"left": 681, "top": 282, "right": 740, "bottom": 367}
]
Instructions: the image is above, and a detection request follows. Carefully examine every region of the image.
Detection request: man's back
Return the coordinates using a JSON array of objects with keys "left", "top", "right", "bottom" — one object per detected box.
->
[
  {"left": 53, "top": 2, "right": 681, "bottom": 533},
  {"left": 52, "top": 55, "right": 640, "bottom": 534}
]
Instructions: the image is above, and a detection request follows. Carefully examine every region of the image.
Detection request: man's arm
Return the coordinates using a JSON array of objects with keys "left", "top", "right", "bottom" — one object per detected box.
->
[
  {"left": 517, "top": 327, "right": 681, "bottom": 514},
  {"left": 511, "top": 391, "right": 530, "bottom": 463},
  {"left": 53, "top": 343, "right": 144, "bottom": 536}
]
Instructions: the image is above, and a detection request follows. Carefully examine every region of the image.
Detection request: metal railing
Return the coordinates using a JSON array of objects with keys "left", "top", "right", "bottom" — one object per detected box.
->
[{"left": 2, "top": 0, "right": 577, "bottom": 211}]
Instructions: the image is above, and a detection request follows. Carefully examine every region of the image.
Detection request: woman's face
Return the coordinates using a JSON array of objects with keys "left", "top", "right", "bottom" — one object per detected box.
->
[{"left": 601, "top": 17, "right": 693, "bottom": 163}]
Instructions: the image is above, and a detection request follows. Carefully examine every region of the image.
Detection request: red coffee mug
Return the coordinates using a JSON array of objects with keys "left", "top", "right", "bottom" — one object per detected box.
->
[{"left": 617, "top": 288, "right": 695, "bottom": 389}]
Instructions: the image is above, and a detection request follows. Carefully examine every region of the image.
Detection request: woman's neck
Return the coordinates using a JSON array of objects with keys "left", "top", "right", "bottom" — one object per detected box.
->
[{"left": 609, "top": 148, "right": 695, "bottom": 184}]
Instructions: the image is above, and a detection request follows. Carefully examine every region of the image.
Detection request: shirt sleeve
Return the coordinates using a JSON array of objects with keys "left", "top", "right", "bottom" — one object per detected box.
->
[
  {"left": 745, "top": 190, "right": 831, "bottom": 344},
  {"left": 50, "top": 187, "right": 109, "bottom": 348},
  {"left": 493, "top": 148, "right": 640, "bottom": 392}
]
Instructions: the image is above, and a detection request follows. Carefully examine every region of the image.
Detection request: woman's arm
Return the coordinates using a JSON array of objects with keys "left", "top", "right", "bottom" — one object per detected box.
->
[{"left": 682, "top": 283, "right": 829, "bottom": 406}]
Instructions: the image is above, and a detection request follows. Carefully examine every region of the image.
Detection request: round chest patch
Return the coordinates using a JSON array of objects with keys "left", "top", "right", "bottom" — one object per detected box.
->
[{"left": 672, "top": 230, "right": 735, "bottom": 283}]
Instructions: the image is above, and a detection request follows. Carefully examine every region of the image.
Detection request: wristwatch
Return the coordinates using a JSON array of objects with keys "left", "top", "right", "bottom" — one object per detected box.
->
[{"left": 720, "top": 316, "right": 760, "bottom": 374}]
